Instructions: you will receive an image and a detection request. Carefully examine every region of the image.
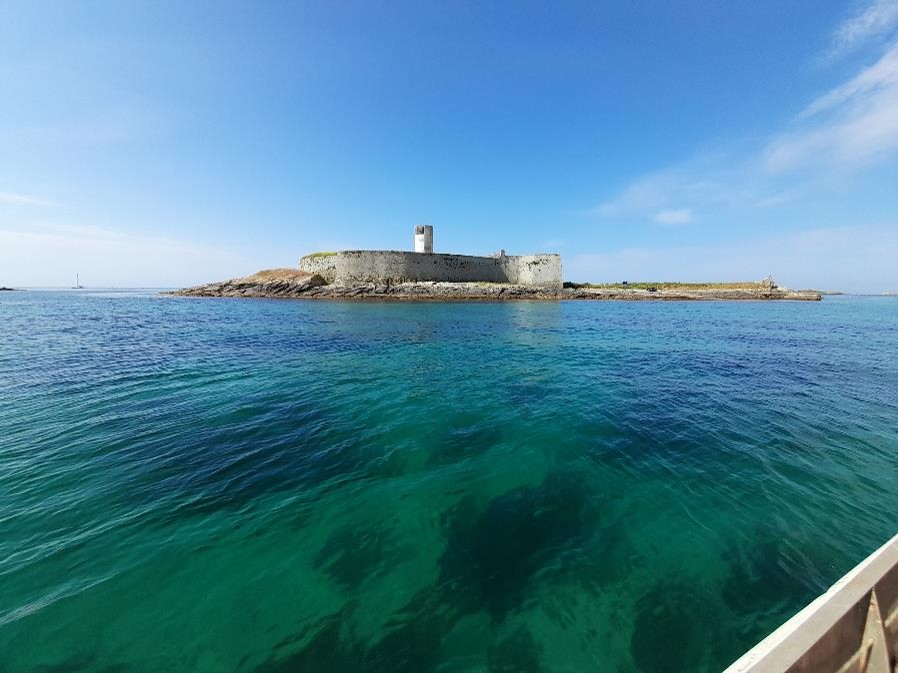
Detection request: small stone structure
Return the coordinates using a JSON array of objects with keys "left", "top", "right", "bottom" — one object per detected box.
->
[
  {"left": 300, "top": 226, "right": 562, "bottom": 288},
  {"left": 414, "top": 225, "right": 433, "bottom": 253}
]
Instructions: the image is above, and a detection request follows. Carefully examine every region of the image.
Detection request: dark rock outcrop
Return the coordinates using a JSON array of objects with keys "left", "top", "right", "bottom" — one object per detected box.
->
[{"left": 172, "top": 269, "right": 327, "bottom": 298}]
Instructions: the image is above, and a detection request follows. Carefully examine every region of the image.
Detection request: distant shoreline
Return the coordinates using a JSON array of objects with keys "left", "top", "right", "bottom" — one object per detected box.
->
[{"left": 170, "top": 269, "right": 822, "bottom": 302}]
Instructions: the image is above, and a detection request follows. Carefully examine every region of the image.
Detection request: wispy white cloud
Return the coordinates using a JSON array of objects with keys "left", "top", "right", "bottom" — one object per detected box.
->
[
  {"left": 831, "top": 0, "right": 898, "bottom": 57},
  {"left": 593, "top": 155, "right": 765, "bottom": 221},
  {"left": 0, "top": 191, "right": 55, "bottom": 206},
  {"left": 654, "top": 209, "right": 693, "bottom": 225},
  {"left": 802, "top": 42, "right": 898, "bottom": 118},
  {"left": 754, "top": 191, "right": 795, "bottom": 208},
  {"left": 765, "top": 41, "right": 898, "bottom": 172},
  {"left": 594, "top": 36, "right": 898, "bottom": 221},
  {"left": 594, "top": 168, "right": 684, "bottom": 217}
]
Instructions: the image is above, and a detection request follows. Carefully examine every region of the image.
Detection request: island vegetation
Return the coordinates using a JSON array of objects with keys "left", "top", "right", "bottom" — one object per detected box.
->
[{"left": 568, "top": 281, "right": 776, "bottom": 291}]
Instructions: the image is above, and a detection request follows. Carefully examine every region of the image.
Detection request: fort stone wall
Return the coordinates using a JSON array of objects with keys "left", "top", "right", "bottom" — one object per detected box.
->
[
  {"left": 501, "top": 253, "right": 563, "bottom": 287},
  {"left": 299, "top": 251, "right": 562, "bottom": 288}
]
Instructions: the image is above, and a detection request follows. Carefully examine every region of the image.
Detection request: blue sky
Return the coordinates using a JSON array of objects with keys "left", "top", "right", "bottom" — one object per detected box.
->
[{"left": 2, "top": 1, "right": 897, "bottom": 291}]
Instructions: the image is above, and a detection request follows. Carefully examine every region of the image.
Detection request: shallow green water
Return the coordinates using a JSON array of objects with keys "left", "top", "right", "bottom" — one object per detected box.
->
[{"left": 1, "top": 292, "right": 896, "bottom": 672}]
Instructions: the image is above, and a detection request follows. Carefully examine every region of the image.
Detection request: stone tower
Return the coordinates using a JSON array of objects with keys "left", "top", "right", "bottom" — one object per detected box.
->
[{"left": 414, "top": 225, "right": 433, "bottom": 253}]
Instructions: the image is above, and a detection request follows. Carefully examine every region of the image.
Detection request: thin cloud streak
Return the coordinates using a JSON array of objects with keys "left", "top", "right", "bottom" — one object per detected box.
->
[
  {"left": 765, "top": 42, "right": 898, "bottom": 173},
  {"left": 594, "top": 37, "right": 898, "bottom": 221},
  {"left": 654, "top": 209, "right": 693, "bottom": 225},
  {"left": 831, "top": 0, "right": 898, "bottom": 57},
  {"left": 593, "top": 155, "right": 765, "bottom": 221},
  {"left": 0, "top": 191, "right": 55, "bottom": 206},
  {"left": 802, "top": 42, "right": 898, "bottom": 118}
]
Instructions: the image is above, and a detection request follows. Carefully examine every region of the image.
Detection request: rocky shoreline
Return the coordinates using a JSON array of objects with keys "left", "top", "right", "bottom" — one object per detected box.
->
[{"left": 171, "top": 269, "right": 822, "bottom": 301}]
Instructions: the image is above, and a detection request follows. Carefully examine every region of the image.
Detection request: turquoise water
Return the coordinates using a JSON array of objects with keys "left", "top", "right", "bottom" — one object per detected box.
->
[{"left": 1, "top": 291, "right": 897, "bottom": 673}]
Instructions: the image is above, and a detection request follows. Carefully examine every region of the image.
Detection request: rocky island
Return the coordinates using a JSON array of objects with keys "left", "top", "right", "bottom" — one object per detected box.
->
[
  {"left": 173, "top": 269, "right": 821, "bottom": 301},
  {"left": 172, "top": 226, "right": 821, "bottom": 301}
]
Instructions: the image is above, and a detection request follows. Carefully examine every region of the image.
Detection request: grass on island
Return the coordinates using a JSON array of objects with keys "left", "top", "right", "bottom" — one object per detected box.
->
[
  {"left": 241, "top": 268, "right": 316, "bottom": 281},
  {"left": 304, "top": 251, "right": 338, "bottom": 258},
  {"left": 566, "top": 281, "right": 775, "bottom": 291}
]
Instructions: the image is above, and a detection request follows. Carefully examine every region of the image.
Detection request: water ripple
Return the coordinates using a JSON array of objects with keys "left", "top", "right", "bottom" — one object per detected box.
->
[{"left": 0, "top": 292, "right": 897, "bottom": 672}]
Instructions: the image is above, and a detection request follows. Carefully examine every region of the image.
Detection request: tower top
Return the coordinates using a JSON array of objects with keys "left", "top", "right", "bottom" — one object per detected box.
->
[{"left": 414, "top": 225, "right": 433, "bottom": 253}]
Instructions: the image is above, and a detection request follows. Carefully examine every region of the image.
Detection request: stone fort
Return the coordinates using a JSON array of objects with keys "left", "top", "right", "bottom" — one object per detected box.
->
[{"left": 299, "top": 225, "right": 563, "bottom": 288}]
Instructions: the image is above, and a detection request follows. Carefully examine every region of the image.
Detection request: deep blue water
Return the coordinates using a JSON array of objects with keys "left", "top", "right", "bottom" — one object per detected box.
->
[{"left": 1, "top": 290, "right": 896, "bottom": 672}]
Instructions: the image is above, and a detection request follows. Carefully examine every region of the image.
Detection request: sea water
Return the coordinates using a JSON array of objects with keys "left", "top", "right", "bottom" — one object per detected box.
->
[{"left": 1, "top": 291, "right": 896, "bottom": 673}]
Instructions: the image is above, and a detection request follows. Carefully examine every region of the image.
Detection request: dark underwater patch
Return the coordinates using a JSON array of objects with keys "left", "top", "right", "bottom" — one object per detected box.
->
[
  {"left": 719, "top": 528, "right": 828, "bottom": 653},
  {"left": 438, "top": 472, "right": 589, "bottom": 621},
  {"left": 314, "top": 524, "right": 401, "bottom": 590},
  {"left": 34, "top": 653, "right": 128, "bottom": 673},
  {"left": 487, "top": 626, "right": 545, "bottom": 673},
  {"left": 358, "top": 593, "right": 452, "bottom": 673},
  {"left": 505, "top": 379, "right": 561, "bottom": 416},
  {"left": 252, "top": 595, "right": 453, "bottom": 673},
  {"left": 630, "top": 583, "right": 725, "bottom": 673},
  {"left": 255, "top": 473, "right": 594, "bottom": 673},
  {"left": 251, "top": 616, "right": 364, "bottom": 673},
  {"left": 722, "top": 536, "right": 815, "bottom": 615}
]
